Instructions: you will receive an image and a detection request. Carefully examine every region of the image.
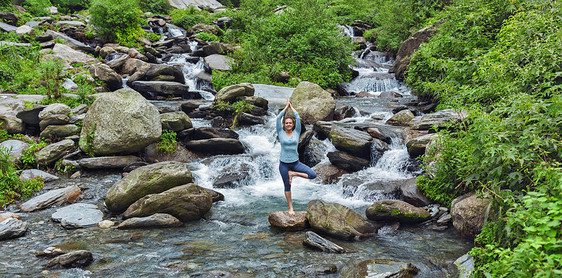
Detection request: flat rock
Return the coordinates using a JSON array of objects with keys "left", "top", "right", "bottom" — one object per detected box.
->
[
  {"left": 0, "top": 218, "right": 28, "bottom": 240},
  {"left": 51, "top": 203, "right": 103, "bottom": 229},
  {"left": 0, "top": 140, "right": 29, "bottom": 162},
  {"left": 118, "top": 213, "right": 183, "bottom": 229},
  {"left": 45, "top": 250, "right": 93, "bottom": 269},
  {"left": 20, "top": 169, "right": 60, "bottom": 183},
  {"left": 268, "top": 211, "right": 308, "bottom": 231},
  {"left": 77, "top": 156, "right": 143, "bottom": 170},
  {"left": 20, "top": 186, "right": 81, "bottom": 212},
  {"left": 0, "top": 212, "right": 20, "bottom": 222},
  {"left": 204, "top": 54, "right": 233, "bottom": 71},
  {"left": 303, "top": 231, "right": 345, "bottom": 253},
  {"left": 0, "top": 22, "right": 17, "bottom": 32}
]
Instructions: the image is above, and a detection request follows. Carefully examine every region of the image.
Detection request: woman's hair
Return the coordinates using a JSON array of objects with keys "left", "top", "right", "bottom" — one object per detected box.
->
[{"left": 283, "top": 117, "right": 296, "bottom": 131}]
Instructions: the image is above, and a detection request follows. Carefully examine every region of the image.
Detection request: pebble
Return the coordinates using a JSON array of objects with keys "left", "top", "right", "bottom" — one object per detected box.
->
[{"left": 98, "top": 220, "right": 115, "bottom": 229}]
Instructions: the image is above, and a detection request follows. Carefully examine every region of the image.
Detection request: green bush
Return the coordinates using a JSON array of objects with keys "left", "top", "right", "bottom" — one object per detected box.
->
[
  {"left": 89, "top": 0, "right": 144, "bottom": 46},
  {"left": 0, "top": 0, "right": 11, "bottom": 9},
  {"left": 23, "top": 0, "right": 53, "bottom": 17},
  {"left": 51, "top": 0, "right": 89, "bottom": 13},
  {"left": 0, "top": 147, "right": 45, "bottom": 207},
  {"left": 196, "top": 32, "right": 220, "bottom": 42},
  {"left": 170, "top": 7, "right": 213, "bottom": 30},
  {"left": 156, "top": 130, "right": 177, "bottom": 154},
  {"left": 139, "top": 0, "right": 172, "bottom": 14}
]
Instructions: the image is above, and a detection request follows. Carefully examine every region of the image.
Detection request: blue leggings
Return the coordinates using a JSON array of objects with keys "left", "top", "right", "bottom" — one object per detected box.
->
[{"left": 279, "top": 160, "right": 317, "bottom": 192}]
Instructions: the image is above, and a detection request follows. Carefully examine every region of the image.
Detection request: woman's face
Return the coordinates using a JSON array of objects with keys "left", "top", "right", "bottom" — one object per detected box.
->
[{"left": 284, "top": 118, "right": 294, "bottom": 131}]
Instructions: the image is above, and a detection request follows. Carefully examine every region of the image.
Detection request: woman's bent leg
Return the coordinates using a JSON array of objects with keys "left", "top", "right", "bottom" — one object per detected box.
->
[{"left": 291, "top": 161, "right": 317, "bottom": 180}]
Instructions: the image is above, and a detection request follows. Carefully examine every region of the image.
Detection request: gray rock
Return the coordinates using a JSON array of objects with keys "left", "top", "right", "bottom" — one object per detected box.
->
[
  {"left": 455, "top": 253, "right": 474, "bottom": 278},
  {"left": 180, "top": 127, "right": 239, "bottom": 141},
  {"left": 329, "top": 126, "right": 373, "bottom": 159},
  {"left": 15, "top": 25, "right": 33, "bottom": 36},
  {"left": 160, "top": 111, "right": 192, "bottom": 132},
  {"left": 105, "top": 161, "right": 194, "bottom": 213},
  {"left": 312, "top": 162, "right": 348, "bottom": 184},
  {"left": 45, "top": 250, "right": 93, "bottom": 269},
  {"left": 71, "top": 104, "right": 88, "bottom": 115},
  {"left": 55, "top": 21, "right": 85, "bottom": 27},
  {"left": 89, "top": 63, "right": 123, "bottom": 91},
  {"left": 20, "top": 169, "right": 60, "bottom": 183},
  {"left": 40, "top": 124, "right": 80, "bottom": 139},
  {"left": 204, "top": 54, "right": 234, "bottom": 71},
  {"left": 406, "top": 133, "right": 439, "bottom": 158},
  {"left": 77, "top": 156, "right": 143, "bottom": 170},
  {"left": 62, "top": 78, "right": 78, "bottom": 90},
  {"left": 79, "top": 88, "right": 161, "bottom": 156},
  {"left": 340, "top": 258, "right": 419, "bottom": 278},
  {"left": 50, "top": 43, "right": 97, "bottom": 65},
  {"left": 35, "top": 139, "right": 75, "bottom": 165},
  {"left": 451, "top": 192, "right": 493, "bottom": 238},
  {"left": 386, "top": 109, "right": 415, "bottom": 126},
  {"left": 0, "top": 22, "right": 17, "bottom": 32},
  {"left": 143, "top": 143, "right": 203, "bottom": 163},
  {"left": 291, "top": 81, "right": 336, "bottom": 124},
  {"left": 392, "top": 24, "right": 438, "bottom": 81},
  {"left": 39, "top": 114, "right": 70, "bottom": 130},
  {"left": 399, "top": 178, "right": 431, "bottom": 207},
  {"left": 327, "top": 151, "right": 370, "bottom": 173},
  {"left": 366, "top": 200, "right": 430, "bottom": 223},
  {"left": 20, "top": 186, "right": 81, "bottom": 212},
  {"left": 45, "top": 30, "right": 93, "bottom": 54},
  {"left": 235, "top": 112, "right": 265, "bottom": 126},
  {"left": 0, "top": 97, "right": 26, "bottom": 115},
  {"left": 51, "top": 203, "right": 103, "bottom": 228},
  {"left": 410, "top": 109, "right": 468, "bottom": 130},
  {"left": 268, "top": 211, "right": 308, "bottom": 231},
  {"left": 38, "top": 103, "right": 71, "bottom": 120},
  {"left": 184, "top": 138, "right": 245, "bottom": 155},
  {"left": 131, "top": 81, "right": 190, "bottom": 98},
  {"left": 0, "top": 114, "right": 24, "bottom": 134},
  {"left": 215, "top": 83, "right": 254, "bottom": 103},
  {"left": 303, "top": 231, "right": 345, "bottom": 253},
  {"left": 0, "top": 218, "right": 28, "bottom": 240},
  {"left": 118, "top": 213, "right": 183, "bottom": 229},
  {"left": 301, "top": 264, "right": 338, "bottom": 276},
  {"left": 0, "top": 140, "right": 29, "bottom": 162},
  {"left": 437, "top": 212, "right": 452, "bottom": 224}
]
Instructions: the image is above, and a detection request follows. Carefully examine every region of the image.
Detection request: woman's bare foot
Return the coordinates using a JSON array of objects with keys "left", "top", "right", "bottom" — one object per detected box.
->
[{"left": 288, "top": 209, "right": 295, "bottom": 216}]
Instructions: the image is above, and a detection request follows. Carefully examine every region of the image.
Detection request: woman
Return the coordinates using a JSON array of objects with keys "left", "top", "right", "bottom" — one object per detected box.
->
[{"left": 277, "top": 98, "right": 317, "bottom": 216}]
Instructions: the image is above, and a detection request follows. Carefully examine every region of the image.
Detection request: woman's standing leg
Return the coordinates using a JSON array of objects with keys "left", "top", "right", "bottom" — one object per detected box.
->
[{"left": 279, "top": 161, "right": 295, "bottom": 215}]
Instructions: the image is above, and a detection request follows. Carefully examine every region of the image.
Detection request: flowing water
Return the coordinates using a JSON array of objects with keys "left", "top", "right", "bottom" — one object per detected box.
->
[{"left": 0, "top": 26, "right": 473, "bottom": 277}]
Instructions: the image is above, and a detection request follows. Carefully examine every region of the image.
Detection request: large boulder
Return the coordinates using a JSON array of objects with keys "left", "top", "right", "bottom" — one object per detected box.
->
[
  {"left": 35, "top": 139, "right": 75, "bottom": 165},
  {"left": 290, "top": 81, "right": 336, "bottom": 124},
  {"left": 105, "top": 161, "right": 193, "bottom": 213},
  {"left": 268, "top": 211, "right": 308, "bottom": 231},
  {"left": 306, "top": 199, "right": 380, "bottom": 240},
  {"left": 89, "top": 63, "right": 123, "bottom": 91},
  {"left": 79, "top": 88, "right": 161, "bottom": 156},
  {"left": 215, "top": 83, "right": 254, "bottom": 103},
  {"left": 329, "top": 126, "right": 372, "bottom": 159},
  {"left": 327, "top": 151, "right": 370, "bottom": 173},
  {"left": 123, "top": 184, "right": 212, "bottom": 222},
  {"left": 50, "top": 43, "right": 97, "bottom": 65},
  {"left": 184, "top": 138, "right": 245, "bottom": 155},
  {"left": 409, "top": 109, "right": 468, "bottom": 131},
  {"left": 366, "top": 200, "right": 430, "bottom": 223},
  {"left": 391, "top": 24, "right": 438, "bottom": 82},
  {"left": 406, "top": 133, "right": 438, "bottom": 158},
  {"left": 450, "top": 192, "right": 493, "bottom": 238}
]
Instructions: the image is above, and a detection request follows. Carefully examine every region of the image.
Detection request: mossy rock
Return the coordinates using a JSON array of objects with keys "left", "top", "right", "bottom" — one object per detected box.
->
[{"left": 365, "top": 200, "right": 430, "bottom": 224}]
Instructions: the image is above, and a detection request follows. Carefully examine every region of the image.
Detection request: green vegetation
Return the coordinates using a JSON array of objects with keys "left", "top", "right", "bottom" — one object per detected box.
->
[
  {"left": 51, "top": 0, "right": 90, "bottom": 13},
  {"left": 23, "top": 0, "right": 53, "bottom": 17},
  {"left": 139, "top": 0, "right": 172, "bottom": 14},
  {"left": 156, "top": 130, "right": 177, "bottom": 154},
  {"left": 89, "top": 0, "right": 144, "bottom": 47},
  {"left": 20, "top": 140, "right": 48, "bottom": 169},
  {"left": 0, "top": 148, "right": 45, "bottom": 206},
  {"left": 170, "top": 7, "right": 213, "bottom": 30}
]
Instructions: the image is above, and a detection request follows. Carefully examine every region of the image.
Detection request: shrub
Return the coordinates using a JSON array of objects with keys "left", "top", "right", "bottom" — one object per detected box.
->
[
  {"left": 156, "top": 130, "right": 177, "bottom": 154},
  {"left": 139, "top": 0, "right": 172, "bottom": 14},
  {"left": 196, "top": 32, "right": 219, "bottom": 42},
  {"left": 23, "top": 0, "right": 53, "bottom": 17},
  {"left": 170, "top": 7, "right": 212, "bottom": 30},
  {"left": 0, "top": 147, "right": 45, "bottom": 207},
  {"left": 89, "top": 0, "right": 144, "bottom": 46},
  {"left": 51, "top": 0, "right": 89, "bottom": 13}
]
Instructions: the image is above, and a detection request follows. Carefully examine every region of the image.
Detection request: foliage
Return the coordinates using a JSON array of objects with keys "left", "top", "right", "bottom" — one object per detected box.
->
[
  {"left": 232, "top": 100, "right": 251, "bottom": 115},
  {"left": 325, "top": 0, "right": 376, "bottom": 25},
  {"left": 23, "top": 0, "right": 53, "bottom": 17},
  {"left": 20, "top": 141, "right": 48, "bottom": 169},
  {"left": 0, "top": 147, "right": 44, "bottom": 207},
  {"left": 156, "top": 130, "right": 177, "bottom": 154},
  {"left": 40, "top": 58, "right": 64, "bottom": 99},
  {"left": 89, "top": 0, "right": 144, "bottom": 46},
  {"left": 196, "top": 32, "right": 220, "bottom": 42},
  {"left": 0, "top": 0, "right": 10, "bottom": 9},
  {"left": 139, "top": 0, "right": 172, "bottom": 14},
  {"left": 170, "top": 7, "right": 213, "bottom": 30},
  {"left": 146, "top": 32, "right": 162, "bottom": 42},
  {"left": 81, "top": 123, "right": 96, "bottom": 157},
  {"left": 54, "top": 159, "right": 76, "bottom": 174},
  {"left": 51, "top": 0, "right": 89, "bottom": 13}
]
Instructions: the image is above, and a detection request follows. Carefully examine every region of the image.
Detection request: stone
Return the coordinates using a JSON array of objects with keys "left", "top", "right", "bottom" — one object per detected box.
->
[
  {"left": 36, "top": 247, "right": 66, "bottom": 258},
  {"left": 39, "top": 115, "right": 70, "bottom": 130},
  {"left": 406, "top": 133, "right": 439, "bottom": 158},
  {"left": 118, "top": 213, "right": 183, "bottom": 229},
  {"left": 40, "top": 124, "right": 80, "bottom": 139},
  {"left": 55, "top": 21, "right": 85, "bottom": 27},
  {"left": 50, "top": 43, "right": 97, "bottom": 65},
  {"left": 290, "top": 81, "right": 336, "bottom": 124},
  {"left": 184, "top": 138, "right": 245, "bottom": 155},
  {"left": 455, "top": 253, "right": 474, "bottom": 278},
  {"left": 98, "top": 220, "right": 114, "bottom": 229},
  {"left": 409, "top": 109, "right": 468, "bottom": 130},
  {"left": 105, "top": 161, "right": 194, "bottom": 213},
  {"left": 204, "top": 54, "right": 234, "bottom": 71},
  {"left": 312, "top": 162, "right": 348, "bottom": 184},
  {"left": 302, "top": 264, "right": 338, "bottom": 276},
  {"left": 203, "top": 188, "right": 224, "bottom": 202},
  {"left": 38, "top": 103, "right": 71, "bottom": 120},
  {"left": 306, "top": 199, "right": 380, "bottom": 240},
  {"left": 167, "top": 0, "right": 223, "bottom": 10},
  {"left": 0, "top": 12, "right": 18, "bottom": 25},
  {"left": 399, "top": 178, "right": 431, "bottom": 207},
  {"left": 89, "top": 63, "right": 123, "bottom": 91},
  {"left": 391, "top": 24, "right": 439, "bottom": 81},
  {"left": 144, "top": 143, "right": 203, "bottom": 163},
  {"left": 202, "top": 42, "right": 233, "bottom": 56},
  {"left": 123, "top": 184, "right": 212, "bottom": 222},
  {"left": 329, "top": 126, "right": 373, "bottom": 159},
  {"left": 0, "top": 114, "right": 24, "bottom": 134},
  {"left": 20, "top": 186, "right": 81, "bottom": 212},
  {"left": 79, "top": 88, "right": 161, "bottom": 156},
  {"left": 366, "top": 200, "right": 430, "bottom": 223},
  {"left": 131, "top": 81, "right": 190, "bottom": 98},
  {"left": 215, "top": 83, "right": 254, "bottom": 103},
  {"left": 180, "top": 127, "right": 239, "bottom": 141},
  {"left": 268, "top": 211, "right": 308, "bottom": 231},
  {"left": 0, "top": 140, "right": 29, "bottom": 162},
  {"left": 0, "top": 212, "right": 20, "bottom": 222},
  {"left": 35, "top": 139, "right": 75, "bottom": 165},
  {"left": 340, "top": 258, "right": 419, "bottom": 278},
  {"left": 327, "top": 151, "right": 370, "bottom": 173},
  {"left": 77, "top": 156, "right": 143, "bottom": 170},
  {"left": 20, "top": 169, "right": 60, "bottom": 183},
  {"left": 51, "top": 203, "right": 104, "bottom": 228},
  {"left": 45, "top": 250, "right": 93, "bottom": 269},
  {"left": 160, "top": 111, "right": 192, "bottom": 132},
  {"left": 62, "top": 78, "right": 78, "bottom": 90},
  {"left": 16, "top": 106, "right": 45, "bottom": 125},
  {"left": 303, "top": 231, "right": 345, "bottom": 253},
  {"left": 45, "top": 30, "right": 93, "bottom": 54},
  {"left": 187, "top": 23, "right": 221, "bottom": 35},
  {"left": 386, "top": 109, "right": 415, "bottom": 126},
  {"left": 15, "top": 25, "right": 33, "bottom": 36},
  {"left": 367, "top": 127, "right": 392, "bottom": 144},
  {"left": 451, "top": 192, "right": 493, "bottom": 238},
  {"left": 0, "top": 218, "right": 28, "bottom": 240},
  {"left": 0, "top": 22, "right": 17, "bottom": 32}
]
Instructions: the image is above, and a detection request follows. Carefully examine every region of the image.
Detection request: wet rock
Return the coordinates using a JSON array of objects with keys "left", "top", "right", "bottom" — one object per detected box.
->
[
  {"left": 203, "top": 187, "right": 224, "bottom": 202},
  {"left": 437, "top": 212, "right": 452, "bottom": 225},
  {"left": 204, "top": 54, "right": 233, "bottom": 71},
  {"left": 51, "top": 203, "right": 103, "bottom": 228},
  {"left": 406, "top": 133, "right": 439, "bottom": 158},
  {"left": 179, "top": 127, "right": 239, "bottom": 141},
  {"left": 409, "top": 109, "right": 468, "bottom": 131},
  {"left": 366, "top": 200, "right": 430, "bottom": 223},
  {"left": 455, "top": 253, "right": 474, "bottom": 278},
  {"left": 235, "top": 112, "right": 265, "bottom": 126},
  {"left": 190, "top": 271, "right": 235, "bottom": 278},
  {"left": 213, "top": 162, "right": 250, "bottom": 188},
  {"left": 399, "top": 178, "right": 431, "bottom": 207},
  {"left": 307, "top": 199, "right": 380, "bottom": 240},
  {"left": 45, "top": 250, "right": 93, "bottom": 269},
  {"left": 0, "top": 140, "right": 29, "bottom": 162},
  {"left": 327, "top": 151, "right": 370, "bottom": 173},
  {"left": 123, "top": 184, "right": 212, "bottom": 222},
  {"left": 377, "top": 222, "right": 401, "bottom": 235},
  {"left": 160, "top": 111, "right": 192, "bottom": 132},
  {"left": 105, "top": 161, "right": 193, "bottom": 213},
  {"left": 20, "top": 186, "right": 82, "bottom": 212},
  {"left": 39, "top": 124, "right": 80, "bottom": 139},
  {"left": 36, "top": 247, "right": 66, "bottom": 258},
  {"left": 77, "top": 156, "right": 143, "bottom": 170},
  {"left": 89, "top": 63, "right": 122, "bottom": 91},
  {"left": 20, "top": 169, "right": 60, "bottom": 183},
  {"left": 300, "top": 138, "right": 328, "bottom": 168},
  {"left": 342, "top": 179, "right": 402, "bottom": 201},
  {"left": 268, "top": 211, "right": 308, "bottom": 231},
  {"left": 340, "top": 258, "right": 419, "bottom": 278},
  {"left": 35, "top": 139, "right": 75, "bottom": 165},
  {"left": 215, "top": 83, "right": 254, "bottom": 103},
  {"left": 303, "top": 231, "right": 345, "bottom": 253},
  {"left": 0, "top": 218, "right": 28, "bottom": 240},
  {"left": 386, "top": 109, "right": 415, "bottom": 126},
  {"left": 451, "top": 192, "right": 493, "bottom": 238},
  {"left": 0, "top": 212, "right": 20, "bottom": 222},
  {"left": 312, "top": 162, "right": 348, "bottom": 184},
  {"left": 98, "top": 220, "right": 114, "bottom": 229},
  {"left": 329, "top": 126, "right": 372, "bottom": 159},
  {"left": 302, "top": 264, "right": 338, "bottom": 275},
  {"left": 366, "top": 127, "right": 392, "bottom": 144},
  {"left": 118, "top": 213, "right": 183, "bottom": 229},
  {"left": 184, "top": 138, "right": 245, "bottom": 155},
  {"left": 131, "top": 81, "right": 190, "bottom": 98},
  {"left": 79, "top": 88, "right": 161, "bottom": 156},
  {"left": 144, "top": 143, "right": 203, "bottom": 163},
  {"left": 291, "top": 81, "right": 336, "bottom": 124}
]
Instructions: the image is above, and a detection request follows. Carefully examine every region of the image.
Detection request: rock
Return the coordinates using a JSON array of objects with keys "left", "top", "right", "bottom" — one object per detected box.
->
[
  {"left": 235, "top": 112, "right": 265, "bottom": 126},
  {"left": 202, "top": 42, "right": 233, "bottom": 56},
  {"left": 180, "top": 127, "right": 239, "bottom": 141},
  {"left": 45, "top": 30, "right": 93, "bottom": 54},
  {"left": 144, "top": 143, "right": 203, "bottom": 163},
  {"left": 451, "top": 192, "right": 493, "bottom": 238},
  {"left": 0, "top": 98, "right": 25, "bottom": 115},
  {"left": 455, "top": 253, "right": 474, "bottom": 278},
  {"left": 290, "top": 81, "right": 336, "bottom": 124},
  {"left": 50, "top": 43, "right": 97, "bottom": 65},
  {"left": 89, "top": 63, "right": 123, "bottom": 91},
  {"left": 0, "top": 212, "right": 20, "bottom": 222},
  {"left": 0, "top": 22, "right": 17, "bottom": 32},
  {"left": 437, "top": 212, "right": 452, "bottom": 225},
  {"left": 367, "top": 127, "right": 392, "bottom": 144},
  {"left": 51, "top": 203, "right": 103, "bottom": 228},
  {"left": 35, "top": 139, "right": 75, "bottom": 165},
  {"left": 268, "top": 211, "right": 308, "bottom": 231},
  {"left": 303, "top": 231, "right": 345, "bottom": 253},
  {"left": 15, "top": 25, "right": 33, "bottom": 36},
  {"left": 71, "top": 104, "right": 89, "bottom": 115},
  {"left": 55, "top": 21, "right": 85, "bottom": 27},
  {"left": 0, "top": 12, "right": 18, "bottom": 25},
  {"left": 187, "top": 23, "right": 222, "bottom": 35},
  {"left": 406, "top": 133, "right": 439, "bottom": 158},
  {"left": 123, "top": 184, "right": 212, "bottom": 222},
  {"left": 329, "top": 126, "right": 373, "bottom": 159},
  {"left": 16, "top": 105, "right": 45, "bottom": 125},
  {"left": 142, "top": 64, "right": 186, "bottom": 84},
  {"left": 302, "top": 264, "right": 338, "bottom": 276},
  {"left": 36, "top": 247, "right": 66, "bottom": 258},
  {"left": 400, "top": 178, "right": 431, "bottom": 207},
  {"left": 204, "top": 54, "right": 234, "bottom": 71},
  {"left": 39, "top": 124, "right": 80, "bottom": 139},
  {"left": 0, "top": 140, "right": 29, "bottom": 162},
  {"left": 312, "top": 162, "right": 348, "bottom": 184},
  {"left": 19, "top": 169, "right": 60, "bottom": 183},
  {"left": 39, "top": 114, "right": 70, "bottom": 130},
  {"left": 105, "top": 161, "right": 194, "bottom": 213},
  {"left": 386, "top": 109, "right": 415, "bottom": 126},
  {"left": 342, "top": 179, "right": 402, "bottom": 200},
  {"left": 327, "top": 151, "right": 370, "bottom": 173},
  {"left": 341, "top": 258, "right": 419, "bottom": 278},
  {"left": 98, "top": 220, "right": 114, "bottom": 229},
  {"left": 0, "top": 218, "right": 28, "bottom": 240},
  {"left": 0, "top": 114, "right": 24, "bottom": 134},
  {"left": 118, "top": 213, "right": 183, "bottom": 229},
  {"left": 160, "top": 111, "right": 192, "bottom": 132},
  {"left": 77, "top": 156, "right": 143, "bottom": 170},
  {"left": 306, "top": 199, "right": 380, "bottom": 240},
  {"left": 47, "top": 6, "right": 58, "bottom": 14},
  {"left": 38, "top": 103, "right": 71, "bottom": 121},
  {"left": 79, "top": 88, "right": 162, "bottom": 156},
  {"left": 203, "top": 188, "right": 224, "bottom": 202},
  {"left": 391, "top": 24, "right": 439, "bottom": 81},
  {"left": 215, "top": 83, "right": 254, "bottom": 103},
  {"left": 131, "top": 81, "right": 190, "bottom": 98},
  {"left": 62, "top": 78, "right": 78, "bottom": 90},
  {"left": 184, "top": 138, "right": 245, "bottom": 155},
  {"left": 410, "top": 109, "right": 468, "bottom": 131},
  {"left": 45, "top": 250, "right": 93, "bottom": 269},
  {"left": 20, "top": 186, "right": 81, "bottom": 212},
  {"left": 213, "top": 162, "right": 250, "bottom": 188},
  {"left": 366, "top": 200, "right": 430, "bottom": 223}
]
